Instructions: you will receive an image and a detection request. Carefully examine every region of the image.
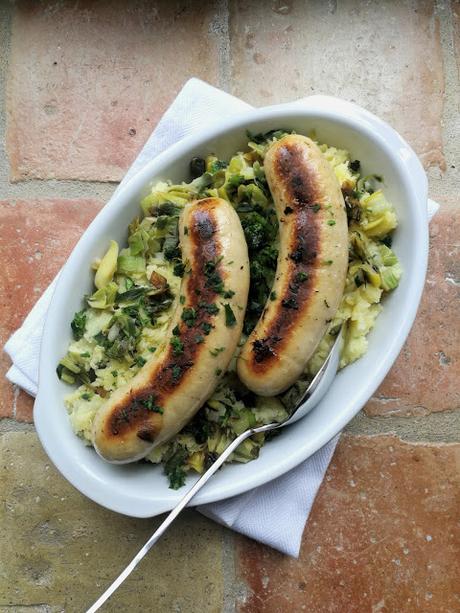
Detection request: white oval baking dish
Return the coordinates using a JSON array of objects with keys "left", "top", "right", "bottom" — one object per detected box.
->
[{"left": 34, "top": 96, "right": 428, "bottom": 517}]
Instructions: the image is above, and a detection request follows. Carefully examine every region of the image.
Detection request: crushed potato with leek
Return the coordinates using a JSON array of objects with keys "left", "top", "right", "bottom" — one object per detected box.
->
[{"left": 59, "top": 130, "right": 401, "bottom": 489}]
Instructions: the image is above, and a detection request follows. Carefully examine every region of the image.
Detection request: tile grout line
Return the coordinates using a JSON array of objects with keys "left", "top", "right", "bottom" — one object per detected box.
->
[
  {"left": 427, "top": 0, "right": 460, "bottom": 195},
  {"left": 210, "top": 0, "right": 231, "bottom": 91},
  {"left": 0, "top": 0, "right": 12, "bottom": 190},
  {"left": 345, "top": 408, "right": 460, "bottom": 444},
  {"left": 435, "top": 0, "right": 460, "bottom": 160}
]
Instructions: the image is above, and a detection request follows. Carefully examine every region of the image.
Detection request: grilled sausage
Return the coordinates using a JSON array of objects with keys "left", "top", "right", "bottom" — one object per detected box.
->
[
  {"left": 237, "top": 135, "right": 348, "bottom": 396},
  {"left": 93, "top": 197, "right": 249, "bottom": 463}
]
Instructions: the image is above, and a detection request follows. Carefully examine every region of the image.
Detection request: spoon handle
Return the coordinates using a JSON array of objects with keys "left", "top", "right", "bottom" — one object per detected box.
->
[{"left": 85, "top": 424, "right": 275, "bottom": 613}]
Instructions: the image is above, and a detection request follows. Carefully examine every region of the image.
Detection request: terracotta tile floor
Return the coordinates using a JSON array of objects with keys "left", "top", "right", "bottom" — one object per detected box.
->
[{"left": 1, "top": 1, "right": 458, "bottom": 611}]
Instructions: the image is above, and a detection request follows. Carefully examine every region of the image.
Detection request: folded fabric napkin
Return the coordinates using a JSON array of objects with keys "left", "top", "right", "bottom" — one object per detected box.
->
[{"left": 4, "top": 78, "right": 439, "bottom": 557}]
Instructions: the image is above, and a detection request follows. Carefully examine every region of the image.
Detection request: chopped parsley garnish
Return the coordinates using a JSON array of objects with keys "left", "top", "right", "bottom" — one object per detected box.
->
[
  {"left": 141, "top": 394, "right": 163, "bottom": 414},
  {"left": 148, "top": 346, "right": 157, "bottom": 353},
  {"left": 80, "top": 351, "right": 90, "bottom": 358},
  {"left": 223, "top": 289, "right": 235, "bottom": 299},
  {"left": 223, "top": 303, "right": 237, "bottom": 327},
  {"left": 295, "top": 271, "right": 309, "bottom": 283},
  {"left": 71, "top": 310, "right": 86, "bottom": 340},
  {"left": 170, "top": 336, "right": 184, "bottom": 356},
  {"left": 164, "top": 448, "right": 188, "bottom": 490},
  {"left": 111, "top": 370, "right": 118, "bottom": 377},
  {"left": 171, "top": 365, "right": 182, "bottom": 381},
  {"left": 270, "top": 290, "right": 277, "bottom": 301},
  {"left": 209, "top": 159, "right": 228, "bottom": 173},
  {"left": 210, "top": 346, "right": 225, "bottom": 357},
  {"left": 173, "top": 262, "right": 185, "bottom": 277},
  {"left": 179, "top": 295, "right": 185, "bottom": 304},
  {"left": 194, "top": 334, "right": 204, "bottom": 344},
  {"left": 281, "top": 297, "right": 298, "bottom": 309},
  {"left": 81, "top": 392, "right": 92, "bottom": 401},
  {"left": 215, "top": 368, "right": 222, "bottom": 376},
  {"left": 327, "top": 219, "right": 336, "bottom": 226},
  {"left": 349, "top": 160, "right": 361, "bottom": 172},
  {"left": 134, "top": 356, "right": 147, "bottom": 367},
  {"left": 199, "top": 301, "right": 219, "bottom": 315},
  {"left": 311, "top": 204, "right": 321, "bottom": 213},
  {"left": 201, "top": 322, "right": 213, "bottom": 335},
  {"left": 204, "top": 257, "right": 225, "bottom": 294},
  {"left": 183, "top": 226, "right": 188, "bottom": 235},
  {"left": 172, "top": 325, "right": 180, "bottom": 336},
  {"left": 181, "top": 307, "right": 197, "bottom": 328},
  {"left": 289, "top": 246, "right": 305, "bottom": 263}
]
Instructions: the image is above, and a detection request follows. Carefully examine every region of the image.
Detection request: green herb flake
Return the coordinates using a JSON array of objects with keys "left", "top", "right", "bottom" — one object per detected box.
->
[
  {"left": 201, "top": 322, "right": 213, "bottom": 335},
  {"left": 270, "top": 291, "right": 277, "bottom": 301},
  {"left": 311, "top": 204, "right": 321, "bottom": 213},
  {"left": 135, "top": 356, "right": 147, "bottom": 367},
  {"left": 210, "top": 346, "right": 225, "bottom": 357},
  {"left": 215, "top": 368, "right": 222, "bottom": 376},
  {"left": 81, "top": 392, "right": 92, "bottom": 401},
  {"left": 148, "top": 346, "right": 157, "bottom": 353},
  {"left": 164, "top": 448, "right": 188, "bottom": 490},
  {"left": 111, "top": 370, "right": 118, "bottom": 377},
  {"left": 323, "top": 259, "right": 333, "bottom": 265},
  {"left": 184, "top": 226, "right": 188, "bottom": 235},
  {"left": 199, "top": 301, "right": 219, "bottom": 316},
  {"left": 171, "top": 365, "right": 182, "bottom": 381},
  {"left": 327, "top": 219, "right": 336, "bottom": 226},
  {"left": 179, "top": 295, "right": 186, "bottom": 304},
  {"left": 281, "top": 297, "right": 298, "bottom": 309},
  {"left": 181, "top": 307, "right": 197, "bottom": 328},
  {"left": 71, "top": 310, "right": 87, "bottom": 340},
  {"left": 223, "top": 303, "right": 237, "bottom": 327},
  {"left": 80, "top": 351, "right": 90, "bottom": 358},
  {"left": 172, "top": 325, "right": 181, "bottom": 336},
  {"left": 295, "top": 271, "right": 309, "bottom": 283},
  {"left": 204, "top": 257, "right": 225, "bottom": 294},
  {"left": 173, "top": 262, "right": 185, "bottom": 277},
  {"left": 223, "top": 289, "right": 235, "bottom": 299},
  {"left": 170, "top": 336, "right": 184, "bottom": 356},
  {"left": 194, "top": 334, "right": 204, "bottom": 344},
  {"left": 141, "top": 394, "right": 164, "bottom": 414}
]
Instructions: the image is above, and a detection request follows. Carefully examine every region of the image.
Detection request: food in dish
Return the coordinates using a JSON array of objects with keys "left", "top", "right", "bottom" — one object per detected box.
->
[
  {"left": 237, "top": 135, "right": 348, "bottom": 396},
  {"left": 58, "top": 129, "right": 401, "bottom": 488},
  {"left": 93, "top": 198, "right": 249, "bottom": 463}
]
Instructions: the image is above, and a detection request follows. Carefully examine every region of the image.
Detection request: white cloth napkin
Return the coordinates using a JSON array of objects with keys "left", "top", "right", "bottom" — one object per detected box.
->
[{"left": 3, "top": 78, "right": 439, "bottom": 557}]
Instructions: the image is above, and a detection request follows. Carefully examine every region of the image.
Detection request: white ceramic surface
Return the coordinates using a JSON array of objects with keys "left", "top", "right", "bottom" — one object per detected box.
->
[{"left": 34, "top": 96, "right": 428, "bottom": 517}]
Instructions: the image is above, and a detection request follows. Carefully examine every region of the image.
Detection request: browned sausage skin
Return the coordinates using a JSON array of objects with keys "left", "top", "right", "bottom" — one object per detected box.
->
[
  {"left": 237, "top": 135, "right": 348, "bottom": 396},
  {"left": 93, "top": 197, "right": 249, "bottom": 463}
]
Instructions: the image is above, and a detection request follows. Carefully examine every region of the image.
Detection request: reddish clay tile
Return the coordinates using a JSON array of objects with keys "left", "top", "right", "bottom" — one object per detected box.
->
[
  {"left": 0, "top": 199, "right": 102, "bottom": 421},
  {"left": 7, "top": 1, "right": 219, "bottom": 181},
  {"left": 236, "top": 434, "right": 460, "bottom": 613},
  {"left": 229, "top": 0, "right": 445, "bottom": 169},
  {"left": 366, "top": 199, "right": 459, "bottom": 416}
]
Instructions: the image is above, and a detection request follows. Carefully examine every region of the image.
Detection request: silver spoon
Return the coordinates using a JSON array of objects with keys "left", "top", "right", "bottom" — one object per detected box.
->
[{"left": 86, "top": 328, "right": 343, "bottom": 613}]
